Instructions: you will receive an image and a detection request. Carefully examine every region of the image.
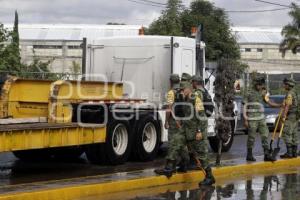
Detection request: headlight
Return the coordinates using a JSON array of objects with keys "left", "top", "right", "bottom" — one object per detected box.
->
[{"left": 265, "top": 114, "right": 278, "bottom": 119}]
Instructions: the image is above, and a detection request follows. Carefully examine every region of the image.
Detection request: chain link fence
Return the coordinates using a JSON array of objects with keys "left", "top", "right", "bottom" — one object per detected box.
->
[{"left": 243, "top": 73, "right": 300, "bottom": 96}]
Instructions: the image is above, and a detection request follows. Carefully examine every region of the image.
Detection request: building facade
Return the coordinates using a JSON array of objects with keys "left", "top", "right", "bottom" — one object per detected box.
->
[
  {"left": 5, "top": 24, "right": 142, "bottom": 74},
  {"left": 232, "top": 27, "right": 300, "bottom": 74}
]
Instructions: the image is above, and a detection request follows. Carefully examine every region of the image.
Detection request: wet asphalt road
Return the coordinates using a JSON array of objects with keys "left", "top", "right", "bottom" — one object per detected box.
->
[
  {"left": 96, "top": 169, "right": 299, "bottom": 200},
  {"left": 0, "top": 132, "right": 299, "bottom": 187}
]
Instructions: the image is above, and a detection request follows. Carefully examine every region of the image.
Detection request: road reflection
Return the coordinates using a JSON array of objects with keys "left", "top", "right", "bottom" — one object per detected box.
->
[{"left": 123, "top": 171, "right": 300, "bottom": 200}]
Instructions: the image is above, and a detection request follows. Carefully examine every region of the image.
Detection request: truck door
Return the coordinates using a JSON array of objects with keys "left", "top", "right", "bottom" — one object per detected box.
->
[{"left": 172, "top": 37, "right": 196, "bottom": 76}]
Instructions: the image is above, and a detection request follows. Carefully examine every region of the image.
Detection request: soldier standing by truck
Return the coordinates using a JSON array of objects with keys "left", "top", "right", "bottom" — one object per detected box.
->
[
  {"left": 244, "top": 77, "right": 278, "bottom": 162},
  {"left": 280, "top": 78, "right": 299, "bottom": 159},
  {"left": 154, "top": 74, "right": 189, "bottom": 177},
  {"left": 183, "top": 75, "right": 215, "bottom": 186}
]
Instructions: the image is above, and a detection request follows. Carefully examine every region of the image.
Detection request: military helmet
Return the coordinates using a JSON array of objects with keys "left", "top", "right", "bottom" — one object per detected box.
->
[
  {"left": 253, "top": 77, "right": 266, "bottom": 85},
  {"left": 191, "top": 75, "right": 203, "bottom": 83},
  {"left": 283, "top": 77, "right": 296, "bottom": 87},
  {"left": 181, "top": 73, "right": 192, "bottom": 82},
  {"left": 170, "top": 74, "right": 180, "bottom": 83}
]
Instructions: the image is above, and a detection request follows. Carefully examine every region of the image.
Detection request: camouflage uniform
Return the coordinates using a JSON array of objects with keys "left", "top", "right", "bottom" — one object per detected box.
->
[
  {"left": 184, "top": 88, "right": 209, "bottom": 169},
  {"left": 187, "top": 75, "right": 215, "bottom": 186},
  {"left": 155, "top": 74, "right": 189, "bottom": 177},
  {"left": 245, "top": 77, "right": 273, "bottom": 161},
  {"left": 165, "top": 84, "right": 189, "bottom": 165},
  {"left": 281, "top": 78, "right": 298, "bottom": 158}
]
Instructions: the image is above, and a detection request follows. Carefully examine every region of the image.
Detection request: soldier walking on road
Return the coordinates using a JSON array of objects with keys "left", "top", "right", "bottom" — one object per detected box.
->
[
  {"left": 183, "top": 75, "right": 215, "bottom": 186},
  {"left": 154, "top": 74, "right": 189, "bottom": 177},
  {"left": 244, "top": 77, "right": 278, "bottom": 162},
  {"left": 280, "top": 78, "right": 299, "bottom": 159}
]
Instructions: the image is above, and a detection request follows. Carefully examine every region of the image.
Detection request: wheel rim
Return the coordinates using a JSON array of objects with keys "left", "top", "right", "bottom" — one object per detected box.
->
[
  {"left": 142, "top": 122, "right": 157, "bottom": 153},
  {"left": 112, "top": 124, "right": 128, "bottom": 156}
]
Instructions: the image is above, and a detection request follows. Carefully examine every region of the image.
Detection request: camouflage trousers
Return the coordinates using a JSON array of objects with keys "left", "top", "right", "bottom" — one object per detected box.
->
[
  {"left": 283, "top": 115, "right": 299, "bottom": 146},
  {"left": 247, "top": 119, "right": 269, "bottom": 149},
  {"left": 184, "top": 117, "right": 209, "bottom": 169},
  {"left": 166, "top": 120, "right": 189, "bottom": 164}
]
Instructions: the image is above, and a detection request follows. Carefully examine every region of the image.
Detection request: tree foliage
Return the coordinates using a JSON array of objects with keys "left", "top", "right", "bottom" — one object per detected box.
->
[
  {"left": 147, "top": 0, "right": 184, "bottom": 36},
  {"left": 280, "top": 3, "right": 300, "bottom": 56},
  {"left": 0, "top": 11, "right": 52, "bottom": 78},
  {"left": 147, "top": 0, "right": 240, "bottom": 61},
  {"left": 182, "top": 0, "right": 240, "bottom": 60}
]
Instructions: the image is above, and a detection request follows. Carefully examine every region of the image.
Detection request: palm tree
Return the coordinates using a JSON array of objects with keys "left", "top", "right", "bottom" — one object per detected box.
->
[{"left": 280, "top": 3, "right": 300, "bottom": 57}]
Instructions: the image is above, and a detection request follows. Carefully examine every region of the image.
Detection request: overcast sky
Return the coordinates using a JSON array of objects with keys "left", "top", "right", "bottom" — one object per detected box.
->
[{"left": 0, "top": 0, "right": 297, "bottom": 27}]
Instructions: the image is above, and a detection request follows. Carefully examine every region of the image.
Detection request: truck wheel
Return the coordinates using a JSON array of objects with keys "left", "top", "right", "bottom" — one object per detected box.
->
[
  {"left": 52, "top": 147, "right": 84, "bottom": 161},
  {"left": 133, "top": 115, "right": 160, "bottom": 161},
  {"left": 86, "top": 120, "right": 132, "bottom": 165},
  {"left": 12, "top": 149, "right": 52, "bottom": 162},
  {"left": 209, "top": 121, "right": 235, "bottom": 153}
]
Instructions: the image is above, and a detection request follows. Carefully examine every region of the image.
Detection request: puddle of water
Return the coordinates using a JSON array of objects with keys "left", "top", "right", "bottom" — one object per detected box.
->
[{"left": 82, "top": 169, "right": 300, "bottom": 200}]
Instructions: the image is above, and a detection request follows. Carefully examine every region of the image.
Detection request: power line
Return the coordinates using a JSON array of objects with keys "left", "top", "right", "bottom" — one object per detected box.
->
[
  {"left": 226, "top": 7, "right": 289, "bottom": 13},
  {"left": 127, "top": 0, "right": 165, "bottom": 8},
  {"left": 127, "top": 0, "right": 290, "bottom": 13},
  {"left": 254, "top": 0, "right": 292, "bottom": 8},
  {"left": 138, "top": 0, "right": 167, "bottom": 6}
]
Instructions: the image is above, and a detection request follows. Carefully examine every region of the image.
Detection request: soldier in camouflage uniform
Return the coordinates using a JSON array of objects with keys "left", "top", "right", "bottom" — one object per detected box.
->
[
  {"left": 244, "top": 77, "right": 277, "bottom": 162},
  {"left": 154, "top": 74, "right": 189, "bottom": 177},
  {"left": 182, "top": 75, "right": 215, "bottom": 186},
  {"left": 280, "top": 78, "right": 299, "bottom": 159},
  {"left": 181, "top": 73, "right": 192, "bottom": 83}
]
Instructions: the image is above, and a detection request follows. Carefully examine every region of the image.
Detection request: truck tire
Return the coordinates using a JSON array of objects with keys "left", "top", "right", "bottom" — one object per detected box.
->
[
  {"left": 209, "top": 120, "right": 235, "bottom": 153},
  {"left": 133, "top": 115, "right": 160, "bottom": 161},
  {"left": 12, "top": 149, "right": 52, "bottom": 162},
  {"left": 86, "top": 120, "right": 132, "bottom": 165}
]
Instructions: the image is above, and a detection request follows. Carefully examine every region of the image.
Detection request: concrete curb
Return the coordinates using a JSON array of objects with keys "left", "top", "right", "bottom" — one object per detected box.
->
[{"left": 1, "top": 158, "right": 300, "bottom": 200}]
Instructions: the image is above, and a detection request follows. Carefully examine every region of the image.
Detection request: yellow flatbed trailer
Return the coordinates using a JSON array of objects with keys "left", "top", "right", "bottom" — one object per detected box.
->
[
  {"left": 0, "top": 123, "right": 106, "bottom": 153},
  {"left": 0, "top": 76, "right": 162, "bottom": 165}
]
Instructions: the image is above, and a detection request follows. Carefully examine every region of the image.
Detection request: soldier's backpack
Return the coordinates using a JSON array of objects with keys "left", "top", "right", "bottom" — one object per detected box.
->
[
  {"left": 202, "top": 88, "right": 214, "bottom": 117},
  {"left": 173, "top": 88, "right": 185, "bottom": 118}
]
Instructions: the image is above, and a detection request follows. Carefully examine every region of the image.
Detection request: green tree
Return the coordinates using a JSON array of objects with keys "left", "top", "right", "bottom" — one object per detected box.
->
[
  {"left": 280, "top": 3, "right": 300, "bottom": 56},
  {"left": 0, "top": 11, "right": 53, "bottom": 79},
  {"left": 147, "top": 0, "right": 184, "bottom": 36},
  {"left": 3, "top": 11, "right": 22, "bottom": 74},
  {"left": 181, "top": 0, "right": 240, "bottom": 60}
]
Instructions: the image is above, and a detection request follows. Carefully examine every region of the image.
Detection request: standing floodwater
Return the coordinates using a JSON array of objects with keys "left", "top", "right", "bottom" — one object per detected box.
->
[{"left": 83, "top": 169, "right": 300, "bottom": 200}]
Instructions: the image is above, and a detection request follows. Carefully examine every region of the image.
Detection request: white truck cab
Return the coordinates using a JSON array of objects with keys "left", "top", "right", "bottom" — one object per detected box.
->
[{"left": 84, "top": 35, "right": 236, "bottom": 153}]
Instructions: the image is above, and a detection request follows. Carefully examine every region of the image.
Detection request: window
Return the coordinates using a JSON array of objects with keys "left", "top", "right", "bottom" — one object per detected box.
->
[
  {"left": 33, "top": 45, "right": 62, "bottom": 49},
  {"left": 68, "top": 45, "right": 82, "bottom": 49},
  {"left": 257, "top": 48, "right": 263, "bottom": 52},
  {"left": 245, "top": 48, "right": 251, "bottom": 52}
]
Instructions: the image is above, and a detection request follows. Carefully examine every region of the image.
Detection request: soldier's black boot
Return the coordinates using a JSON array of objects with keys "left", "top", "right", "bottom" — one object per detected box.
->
[
  {"left": 264, "top": 148, "right": 276, "bottom": 162},
  {"left": 177, "top": 159, "right": 188, "bottom": 173},
  {"left": 246, "top": 148, "right": 256, "bottom": 162},
  {"left": 292, "top": 145, "right": 298, "bottom": 158},
  {"left": 199, "top": 167, "right": 216, "bottom": 186},
  {"left": 154, "top": 160, "right": 176, "bottom": 178},
  {"left": 280, "top": 145, "right": 293, "bottom": 159}
]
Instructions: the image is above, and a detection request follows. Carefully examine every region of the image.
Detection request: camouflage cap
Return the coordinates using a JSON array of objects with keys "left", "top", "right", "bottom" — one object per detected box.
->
[
  {"left": 181, "top": 73, "right": 192, "bottom": 82},
  {"left": 191, "top": 75, "right": 203, "bottom": 83},
  {"left": 253, "top": 77, "right": 266, "bottom": 85},
  {"left": 170, "top": 74, "right": 180, "bottom": 83},
  {"left": 283, "top": 77, "right": 296, "bottom": 87}
]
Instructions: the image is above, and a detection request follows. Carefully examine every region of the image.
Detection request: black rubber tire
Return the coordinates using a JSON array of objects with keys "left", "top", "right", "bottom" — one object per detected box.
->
[
  {"left": 132, "top": 115, "right": 161, "bottom": 161},
  {"left": 12, "top": 149, "right": 52, "bottom": 162},
  {"left": 86, "top": 120, "right": 132, "bottom": 165},
  {"left": 209, "top": 120, "right": 235, "bottom": 153},
  {"left": 52, "top": 147, "right": 84, "bottom": 161}
]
